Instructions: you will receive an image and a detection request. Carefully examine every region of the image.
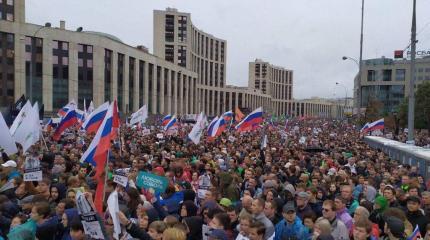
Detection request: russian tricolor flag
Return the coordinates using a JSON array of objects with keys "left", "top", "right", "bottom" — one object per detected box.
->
[
  {"left": 360, "top": 122, "right": 370, "bottom": 133},
  {"left": 407, "top": 225, "right": 422, "bottom": 240},
  {"left": 367, "top": 118, "right": 384, "bottom": 132},
  {"left": 207, "top": 116, "right": 219, "bottom": 135},
  {"left": 222, "top": 111, "right": 234, "bottom": 122},
  {"left": 208, "top": 117, "right": 227, "bottom": 138},
  {"left": 162, "top": 114, "right": 172, "bottom": 126},
  {"left": 82, "top": 102, "right": 109, "bottom": 134},
  {"left": 57, "top": 101, "right": 76, "bottom": 117},
  {"left": 80, "top": 102, "right": 115, "bottom": 214},
  {"left": 235, "top": 107, "right": 263, "bottom": 132},
  {"left": 164, "top": 115, "right": 177, "bottom": 131},
  {"left": 53, "top": 109, "right": 78, "bottom": 141}
]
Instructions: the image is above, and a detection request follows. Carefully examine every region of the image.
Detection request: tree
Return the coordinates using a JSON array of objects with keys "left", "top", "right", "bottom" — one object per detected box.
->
[
  {"left": 398, "top": 82, "right": 430, "bottom": 132},
  {"left": 415, "top": 81, "right": 430, "bottom": 132},
  {"left": 398, "top": 97, "right": 408, "bottom": 128},
  {"left": 364, "top": 97, "right": 384, "bottom": 123}
]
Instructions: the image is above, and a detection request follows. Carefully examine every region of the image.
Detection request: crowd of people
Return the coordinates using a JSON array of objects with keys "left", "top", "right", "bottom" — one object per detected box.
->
[{"left": 0, "top": 116, "right": 429, "bottom": 240}]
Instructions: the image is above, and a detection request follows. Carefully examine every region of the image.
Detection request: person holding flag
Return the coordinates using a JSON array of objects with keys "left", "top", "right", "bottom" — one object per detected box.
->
[{"left": 81, "top": 101, "right": 116, "bottom": 214}]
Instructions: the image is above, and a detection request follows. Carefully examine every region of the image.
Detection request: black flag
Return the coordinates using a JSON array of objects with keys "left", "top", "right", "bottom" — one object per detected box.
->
[
  {"left": 7, "top": 94, "right": 27, "bottom": 125},
  {"left": 39, "top": 103, "right": 44, "bottom": 120}
]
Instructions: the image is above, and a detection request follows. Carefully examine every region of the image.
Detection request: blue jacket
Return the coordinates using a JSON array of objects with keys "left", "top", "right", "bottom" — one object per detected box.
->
[{"left": 274, "top": 216, "right": 310, "bottom": 240}]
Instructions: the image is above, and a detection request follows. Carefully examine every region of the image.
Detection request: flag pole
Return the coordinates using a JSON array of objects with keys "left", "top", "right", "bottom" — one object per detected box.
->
[
  {"left": 102, "top": 152, "right": 109, "bottom": 204},
  {"left": 40, "top": 130, "right": 49, "bottom": 151},
  {"left": 118, "top": 127, "right": 123, "bottom": 157}
]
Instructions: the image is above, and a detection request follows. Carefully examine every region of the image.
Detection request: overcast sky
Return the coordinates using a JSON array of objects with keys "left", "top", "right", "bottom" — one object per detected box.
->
[{"left": 26, "top": 0, "right": 430, "bottom": 99}]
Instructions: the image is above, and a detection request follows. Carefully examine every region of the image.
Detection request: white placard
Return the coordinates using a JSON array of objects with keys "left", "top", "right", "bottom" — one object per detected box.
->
[
  {"left": 156, "top": 133, "right": 164, "bottom": 139},
  {"left": 228, "top": 136, "right": 235, "bottom": 142},
  {"left": 23, "top": 170, "right": 42, "bottom": 182},
  {"left": 81, "top": 214, "right": 105, "bottom": 239},
  {"left": 299, "top": 136, "right": 306, "bottom": 144},
  {"left": 76, "top": 191, "right": 94, "bottom": 215},
  {"left": 142, "top": 129, "right": 151, "bottom": 136},
  {"left": 113, "top": 175, "right": 128, "bottom": 187},
  {"left": 197, "top": 189, "right": 208, "bottom": 199}
]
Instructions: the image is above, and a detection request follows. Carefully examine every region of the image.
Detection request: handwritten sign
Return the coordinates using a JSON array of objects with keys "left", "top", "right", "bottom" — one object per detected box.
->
[
  {"left": 113, "top": 175, "right": 128, "bottom": 187},
  {"left": 136, "top": 171, "right": 168, "bottom": 194},
  {"left": 113, "top": 168, "right": 129, "bottom": 187}
]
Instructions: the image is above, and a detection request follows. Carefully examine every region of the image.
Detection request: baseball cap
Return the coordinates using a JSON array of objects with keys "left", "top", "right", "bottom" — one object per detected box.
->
[
  {"left": 263, "top": 180, "right": 276, "bottom": 189},
  {"left": 219, "top": 198, "right": 232, "bottom": 208},
  {"left": 282, "top": 201, "right": 296, "bottom": 213},
  {"left": 327, "top": 168, "right": 337, "bottom": 176},
  {"left": 19, "top": 195, "right": 34, "bottom": 206},
  {"left": 1, "top": 160, "right": 17, "bottom": 168},
  {"left": 385, "top": 216, "right": 405, "bottom": 238},
  {"left": 296, "top": 191, "right": 310, "bottom": 199},
  {"left": 208, "top": 229, "right": 228, "bottom": 240}
]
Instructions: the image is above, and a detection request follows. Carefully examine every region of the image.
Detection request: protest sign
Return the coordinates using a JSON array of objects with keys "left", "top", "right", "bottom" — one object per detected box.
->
[
  {"left": 113, "top": 168, "right": 129, "bottom": 187},
  {"left": 142, "top": 129, "right": 151, "bottom": 136},
  {"left": 136, "top": 171, "right": 168, "bottom": 194},
  {"left": 75, "top": 191, "right": 105, "bottom": 239},
  {"left": 23, "top": 156, "right": 42, "bottom": 182},
  {"left": 81, "top": 214, "right": 105, "bottom": 239}
]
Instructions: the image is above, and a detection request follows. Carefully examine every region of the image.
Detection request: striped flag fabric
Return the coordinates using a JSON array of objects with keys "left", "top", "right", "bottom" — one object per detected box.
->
[{"left": 235, "top": 107, "right": 263, "bottom": 132}]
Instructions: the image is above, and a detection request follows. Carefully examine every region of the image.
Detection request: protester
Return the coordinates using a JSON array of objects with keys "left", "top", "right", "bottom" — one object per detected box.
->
[{"left": 2, "top": 109, "right": 430, "bottom": 240}]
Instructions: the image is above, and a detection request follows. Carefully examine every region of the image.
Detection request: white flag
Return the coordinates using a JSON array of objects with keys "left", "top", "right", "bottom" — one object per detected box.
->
[
  {"left": 130, "top": 105, "right": 148, "bottom": 125},
  {"left": 32, "top": 102, "right": 41, "bottom": 143},
  {"left": 13, "top": 104, "right": 39, "bottom": 153},
  {"left": 0, "top": 112, "right": 18, "bottom": 155},
  {"left": 261, "top": 134, "right": 268, "bottom": 149},
  {"left": 88, "top": 101, "right": 94, "bottom": 114},
  {"left": 83, "top": 99, "right": 87, "bottom": 115},
  {"left": 9, "top": 100, "right": 32, "bottom": 136},
  {"left": 188, "top": 112, "right": 207, "bottom": 144},
  {"left": 107, "top": 190, "right": 121, "bottom": 240}
]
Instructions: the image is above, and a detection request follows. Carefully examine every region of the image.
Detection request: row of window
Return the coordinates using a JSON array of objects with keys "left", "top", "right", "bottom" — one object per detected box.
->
[
  {"left": 0, "top": 32, "right": 14, "bottom": 107},
  {"left": 191, "top": 27, "right": 225, "bottom": 62},
  {"left": 191, "top": 55, "right": 225, "bottom": 87},
  {"left": 0, "top": 0, "right": 14, "bottom": 22},
  {"left": 367, "top": 68, "right": 430, "bottom": 82}
]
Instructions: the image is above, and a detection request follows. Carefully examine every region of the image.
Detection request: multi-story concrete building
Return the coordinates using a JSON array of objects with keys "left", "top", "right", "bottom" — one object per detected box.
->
[
  {"left": 153, "top": 8, "right": 342, "bottom": 118},
  {"left": 357, "top": 56, "right": 430, "bottom": 113},
  {"left": 249, "top": 59, "right": 294, "bottom": 115},
  {"left": 0, "top": 1, "right": 197, "bottom": 115},
  {"left": 0, "top": 2, "right": 343, "bottom": 118},
  {"left": 154, "top": 8, "right": 228, "bottom": 116}
]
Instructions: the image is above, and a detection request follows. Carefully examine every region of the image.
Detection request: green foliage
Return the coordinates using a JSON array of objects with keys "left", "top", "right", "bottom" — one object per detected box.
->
[
  {"left": 415, "top": 82, "right": 430, "bottom": 131},
  {"left": 398, "top": 82, "right": 430, "bottom": 131},
  {"left": 364, "top": 97, "right": 384, "bottom": 122}
]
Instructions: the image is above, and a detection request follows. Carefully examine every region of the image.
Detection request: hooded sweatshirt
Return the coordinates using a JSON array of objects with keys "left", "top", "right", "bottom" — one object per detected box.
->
[{"left": 369, "top": 196, "right": 388, "bottom": 232}]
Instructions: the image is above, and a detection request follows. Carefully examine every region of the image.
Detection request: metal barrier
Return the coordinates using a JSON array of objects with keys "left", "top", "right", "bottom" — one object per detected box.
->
[{"left": 364, "top": 136, "right": 430, "bottom": 179}]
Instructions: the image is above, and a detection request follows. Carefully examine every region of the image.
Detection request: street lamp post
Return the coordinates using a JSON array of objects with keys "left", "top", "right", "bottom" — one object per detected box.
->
[
  {"left": 336, "top": 82, "right": 348, "bottom": 107},
  {"left": 29, "top": 22, "right": 51, "bottom": 104},
  {"left": 342, "top": 56, "right": 360, "bottom": 115},
  {"left": 407, "top": 0, "right": 417, "bottom": 143}
]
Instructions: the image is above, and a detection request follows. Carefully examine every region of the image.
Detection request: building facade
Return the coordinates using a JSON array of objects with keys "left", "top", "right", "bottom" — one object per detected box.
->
[
  {"left": 153, "top": 8, "right": 342, "bottom": 118},
  {"left": 0, "top": 2, "right": 343, "bottom": 118},
  {"left": 357, "top": 56, "right": 430, "bottom": 113}
]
